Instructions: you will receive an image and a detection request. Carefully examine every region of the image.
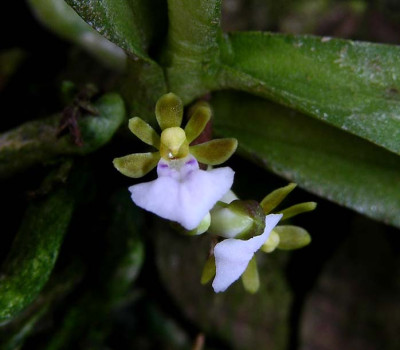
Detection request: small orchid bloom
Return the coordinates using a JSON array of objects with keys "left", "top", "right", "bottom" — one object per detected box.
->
[
  {"left": 113, "top": 93, "right": 237, "bottom": 230},
  {"left": 212, "top": 213, "right": 282, "bottom": 293},
  {"left": 129, "top": 155, "right": 234, "bottom": 230},
  {"left": 206, "top": 183, "right": 316, "bottom": 293}
]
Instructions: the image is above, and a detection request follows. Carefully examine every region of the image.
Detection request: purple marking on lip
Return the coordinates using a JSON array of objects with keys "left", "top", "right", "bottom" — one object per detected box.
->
[
  {"left": 158, "top": 164, "right": 169, "bottom": 168},
  {"left": 185, "top": 159, "right": 196, "bottom": 165}
]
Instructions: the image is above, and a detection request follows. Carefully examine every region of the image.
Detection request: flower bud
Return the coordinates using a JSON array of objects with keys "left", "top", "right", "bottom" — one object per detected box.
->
[{"left": 208, "top": 200, "right": 266, "bottom": 239}]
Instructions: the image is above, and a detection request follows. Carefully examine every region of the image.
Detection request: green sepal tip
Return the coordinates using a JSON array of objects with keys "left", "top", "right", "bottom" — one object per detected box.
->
[
  {"left": 241, "top": 256, "right": 260, "bottom": 294},
  {"left": 274, "top": 225, "right": 312, "bottom": 250},
  {"left": 278, "top": 202, "right": 317, "bottom": 221},
  {"left": 155, "top": 92, "right": 183, "bottom": 130},
  {"left": 201, "top": 255, "right": 216, "bottom": 285},
  {"left": 260, "top": 183, "right": 297, "bottom": 214},
  {"left": 128, "top": 117, "right": 160, "bottom": 149},
  {"left": 185, "top": 102, "right": 211, "bottom": 143},
  {"left": 190, "top": 138, "right": 238, "bottom": 165},
  {"left": 113, "top": 152, "right": 160, "bottom": 178}
]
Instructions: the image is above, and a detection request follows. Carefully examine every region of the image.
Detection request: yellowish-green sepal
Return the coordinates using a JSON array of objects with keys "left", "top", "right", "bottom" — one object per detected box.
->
[
  {"left": 261, "top": 230, "right": 280, "bottom": 253},
  {"left": 201, "top": 255, "right": 216, "bottom": 285},
  {"left": 189, "top": 138, "right": 238, "bottom": 165},
  {"left": 113, "top": 152, "right": 160, "bottom": 178},
  {"left": 274, "top": 225, "right": 311, "bottom": 250},
  {"left": 128, "top": 117, "right": 160, "bottom": 149},
  {"left": 260, "top": 183, "right": 297, "bottom": 214},
  {"left": 278, "top": 202, "right": 317, "bottom": 221},
  {"left": 241, "top": 256, "right": 260, "bottom": 294},
  {"left": 155, "top": 92, "right": 183, "bottom": 130},
  {"left": 185, "top": 103, "right": 211, "bottom": 143}
]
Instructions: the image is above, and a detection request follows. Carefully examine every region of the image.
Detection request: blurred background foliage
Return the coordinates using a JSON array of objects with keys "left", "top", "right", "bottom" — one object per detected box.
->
[{"left": 0, "top": 0, "right": 400, "bottom": 349}]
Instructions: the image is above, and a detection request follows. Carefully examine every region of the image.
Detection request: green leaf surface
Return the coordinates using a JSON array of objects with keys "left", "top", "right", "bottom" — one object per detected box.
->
[
  {"left": 165, "top": 0, "right": 222, "bottom": 101},
  {"left": 65, "top": 0, "right": 165, "bottom": 61},
  {"left": 0, "top": 93, "right": 125, "bottom": 179},
  {"left": 213, "top": 91, "right": 400, "bottom": 228},
  {"left": 219, "top": 32, "right": 400, "bottom": 154},
  {"left": 0, "top": 176, "right": 77, "bottom": 322}
]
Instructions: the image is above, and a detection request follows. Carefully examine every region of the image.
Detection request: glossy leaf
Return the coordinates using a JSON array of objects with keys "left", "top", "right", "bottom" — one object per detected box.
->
[
  {"left": 65, "top": 0, "right": 165, "bottom": 61},
  {"left": 189, "top": 138, "right": 238, "bottom": 165},
  {"left": 113, "top": 152, "right": 160, "bottom": 178},
  {"left": 219, "top": 33, "right": 400, "bottom": 155},
  {"left": 260, "top": 183, "right": 297, "bottom": 214},
  {"left": 128, "top": 117, "right": 160, "bottom": 149},
  {"left": 212, "top": 91, "right": 400, "bottom": 228}
]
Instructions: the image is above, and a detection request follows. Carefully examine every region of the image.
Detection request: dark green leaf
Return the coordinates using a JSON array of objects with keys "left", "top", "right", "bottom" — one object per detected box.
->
[
  {"left": 0, "top": 176, "right": 77, "bottom": 322},
  {"left": 219, "top": 33, "right": 400, "bottom": 154},
  {"left": 213, "top": 91, "right": 400, "bottom": 228},
  {"left": 0, "top": 93, "right": 125, "bottom": 179},
  {"left": 65, "top": 0, "right": 166, "bottom": 61}
]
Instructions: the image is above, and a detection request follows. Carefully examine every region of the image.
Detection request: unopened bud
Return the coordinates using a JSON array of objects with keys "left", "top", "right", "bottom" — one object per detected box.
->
[{"left": 208, "top": 200, "right": 265, "bottom": 239}]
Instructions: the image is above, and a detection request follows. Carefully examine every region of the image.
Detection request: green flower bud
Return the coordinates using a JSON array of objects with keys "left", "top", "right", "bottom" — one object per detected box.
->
[{"left": 208, "top": 200, "right": 266, "bottom": 239}]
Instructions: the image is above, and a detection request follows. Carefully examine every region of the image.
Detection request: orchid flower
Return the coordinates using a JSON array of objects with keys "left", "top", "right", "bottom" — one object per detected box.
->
[
  {"left": 204, "top": 184, "right": 316, "bottom": 293},
  {"left": 212, "top": 213, "right": 282, "bottom": 293},
  {"left": 113, "top": 93, "right": 237, "bottom": 230}
]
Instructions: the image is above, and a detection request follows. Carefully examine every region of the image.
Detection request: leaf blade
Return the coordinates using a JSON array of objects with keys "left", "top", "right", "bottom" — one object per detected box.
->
[
  {"left": 213, "top": 91, "right": 400, "bottom": 229},
  {"left": 219, "top": 33, "right": 400, "bottom": 155}
]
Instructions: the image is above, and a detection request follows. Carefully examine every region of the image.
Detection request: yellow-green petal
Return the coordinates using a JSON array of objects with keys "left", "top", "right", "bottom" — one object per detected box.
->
[
  {"left": 128, "top": 117, "right": 160, "bottom": 149},
  {"left": 261, "top": 229, "right": 280, "bottom": 253},
  {"left": 241, "top": 256, "right": 259, "bottom": 294},
  {"left": 260, "top": 183, "right": 297, "bottom": 214},
  {"left": 113, "top": 152, "right": 160, "bottom": 178},
  {"left": 278, "top": 202, "right": 317, "bottom": 221},
  {"left": 201, "top": 255, "right": 216, "bottom": 285},
  {"left": 189, "top": 138, "right": 238, "bottom": 165},
  {"left": 274, "top": 225, "right": 312, "bottom": 250},
  {"left": 155, "top": 92, "right": 183, "bottom": 130},
  {"left": 185, "top": 102, "right": 211, "bottom": 143}
]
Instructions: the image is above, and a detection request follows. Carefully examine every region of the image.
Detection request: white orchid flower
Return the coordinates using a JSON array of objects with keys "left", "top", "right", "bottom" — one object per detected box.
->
[
  {"left": 212, "top": 213, "right": 282, "bottom": 293},
  {"left": 129, "top": 155, "right": 234, "bottom": 230},
  {"left": 113, "top": 93, "right": 237, "bottom": 231}
]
